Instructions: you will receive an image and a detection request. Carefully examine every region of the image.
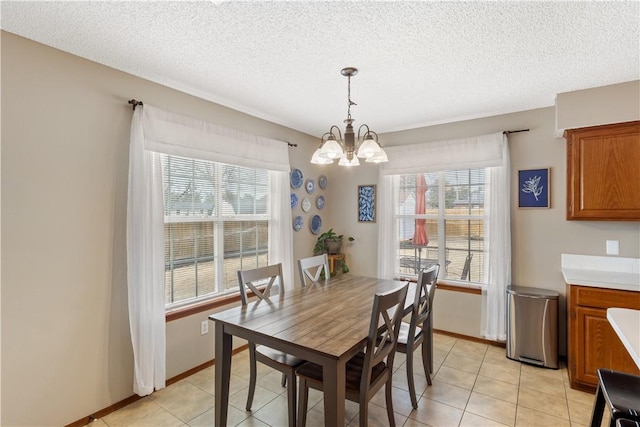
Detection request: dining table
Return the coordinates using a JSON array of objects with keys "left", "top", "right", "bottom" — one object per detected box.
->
[{"left": 209, "top": 274, "right": 415, "bottom": 427}]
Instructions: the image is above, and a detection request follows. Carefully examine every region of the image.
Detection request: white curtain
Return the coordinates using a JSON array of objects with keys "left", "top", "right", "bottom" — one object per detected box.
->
[
  {"left": 127, "top": 107, "right": 166, "bottom": 396},
  {"left": 377, "top": 174, "right": 399, "bottom": 280},
  {"left": 481, "top": 134, "right": 511, "bottom": 341},
  {"left": 127, "top": 104, "right": 293, "bottom": 395},
  {"left": 377, "top": 132, "right": 510, "bottom": 340}
]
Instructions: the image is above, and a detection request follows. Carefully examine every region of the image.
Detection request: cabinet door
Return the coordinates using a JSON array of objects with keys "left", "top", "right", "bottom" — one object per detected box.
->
[
  {"left": 565, "top": 121, "right": 640, "bottom": 220},
  {"left": 575, "top": 305, "right": 640, "bottom": 388}
]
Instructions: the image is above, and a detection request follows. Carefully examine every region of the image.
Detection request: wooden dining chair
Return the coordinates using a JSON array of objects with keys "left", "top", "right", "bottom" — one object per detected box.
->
[
  {"left": 396, "top": 263, "right": 439, "bottom": 409},
  {"left": 237, "top": 263, "right": 305, "bottom": 427},
  {"left": 295, "top": 283, "right": 409, "bottom": 427},
  {"left": 297, "top": 254, "right": 330, "bottom": 286}
]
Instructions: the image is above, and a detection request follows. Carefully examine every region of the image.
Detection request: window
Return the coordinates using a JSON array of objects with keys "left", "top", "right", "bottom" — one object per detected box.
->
[
  {"left": 162, "top": 154, "right": 270, "bottom": 308},
  {"left": 395, "top": 169, "right": 487, "bottom": 284}
]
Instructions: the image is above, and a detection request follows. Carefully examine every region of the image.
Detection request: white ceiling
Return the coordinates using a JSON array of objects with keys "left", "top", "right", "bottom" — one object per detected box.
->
[{"left": 2, "top": 1, "right": 639, "bottom": 137}]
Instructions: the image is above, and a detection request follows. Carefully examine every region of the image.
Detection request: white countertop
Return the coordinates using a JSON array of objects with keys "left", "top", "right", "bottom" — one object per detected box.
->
[
  {"left": 561, "top": 254, "right": 640, "bottom": 292},
  {"left": 607, "top": 308, "right": 640, "bottom": 369},
  {"left": 561, "top": 268, "right": 640, "bottom": 292}
]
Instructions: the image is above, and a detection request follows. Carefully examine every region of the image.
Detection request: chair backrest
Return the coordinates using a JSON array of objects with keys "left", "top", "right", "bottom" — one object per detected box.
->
[
  {"left": 297, "top": 254, "right": 330, "bottom": 286},
  {"left": 361, "top": 283, "right": 409, "bottom": 390},
  {"left": 411, "top": 264, "right": 439, "bottom": 333},
  {"left": 461, "top": 253, "right": 473, "bottom": 280},
  {"left": 237, "top": 264, "right": 284, "bottom": 306}
]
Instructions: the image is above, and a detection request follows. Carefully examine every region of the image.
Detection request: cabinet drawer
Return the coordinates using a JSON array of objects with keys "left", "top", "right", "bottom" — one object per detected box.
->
[{"left": 571, "top": 285, "right": 640, "bottom": 310}]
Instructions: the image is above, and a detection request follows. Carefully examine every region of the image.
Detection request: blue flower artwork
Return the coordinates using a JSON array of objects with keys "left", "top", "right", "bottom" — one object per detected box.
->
[
  {"left": 518, "top": 168, "right": 550, "bottom": 208},
  {"left": 358, "top": 185, "right": 376, "bottom": 222}
]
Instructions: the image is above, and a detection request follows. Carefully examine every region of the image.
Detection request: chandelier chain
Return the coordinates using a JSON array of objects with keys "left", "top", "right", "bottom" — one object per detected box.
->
[{"left": 346, "top": 74, "right": 356, "bottom": 121}]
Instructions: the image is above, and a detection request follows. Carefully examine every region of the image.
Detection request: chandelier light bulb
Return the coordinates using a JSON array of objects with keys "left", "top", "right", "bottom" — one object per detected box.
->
[{"left": 310, "top": 147, "right": 334, "bottom": 164}]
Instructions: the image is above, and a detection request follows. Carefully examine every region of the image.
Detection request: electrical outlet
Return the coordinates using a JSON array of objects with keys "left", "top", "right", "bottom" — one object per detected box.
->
[
  {"left": 201, "top": 320, "right": 209, "bottom": 335},
  {"left": 606, "top": 240, "right": 619, "bottom": 256}
]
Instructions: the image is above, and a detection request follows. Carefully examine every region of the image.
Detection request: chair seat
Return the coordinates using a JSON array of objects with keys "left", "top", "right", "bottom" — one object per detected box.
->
[
  {"left": 296, "top": 352, "right": 386, "bottom": 392},
  {"left": 256, "top": 345, "right": 306, "bottom": 367},
  {"left": 598, "top": 369, "right": 640, "bottom": 421},
  {"left": 396, "top": 322, "right": 423, "bottom": 347}
]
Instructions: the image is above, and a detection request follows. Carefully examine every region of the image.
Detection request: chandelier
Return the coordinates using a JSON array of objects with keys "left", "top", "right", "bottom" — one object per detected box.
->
[{"left": 310, "top": 67, "right": 388, "bottom": 166}]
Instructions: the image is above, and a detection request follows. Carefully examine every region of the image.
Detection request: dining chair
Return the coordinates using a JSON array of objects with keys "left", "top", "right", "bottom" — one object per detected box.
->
[
  {"left": 297, "top": 254, "right": 330, "bottom": 286},
  {"left": 589, "top": 368, "right": 640, "bottom": 427},
  {"left": 295, "top": 283, "right": 409, "bottom": 427},
  {"left": 396, "top": 263, "right": 439, "bottom": 409},
  {"left": 237, "top": 263, "right": 305, "bottom": 427}
]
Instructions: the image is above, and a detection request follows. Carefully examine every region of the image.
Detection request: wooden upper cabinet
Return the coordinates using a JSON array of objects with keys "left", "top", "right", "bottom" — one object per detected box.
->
[{"left": 564, "top": 121, "right": 640, "bottom": 220}]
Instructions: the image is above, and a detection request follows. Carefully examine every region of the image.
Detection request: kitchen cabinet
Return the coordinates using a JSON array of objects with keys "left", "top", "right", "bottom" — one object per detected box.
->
[
  {"left": 567, "top": 284, "right": 640, "bottom": 392},
  {"left": 564, "top": 120, "right": 640, "bottom": 221}
]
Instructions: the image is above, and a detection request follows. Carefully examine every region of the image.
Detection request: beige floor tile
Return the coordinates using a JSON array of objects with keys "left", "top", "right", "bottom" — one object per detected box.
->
[
  {"left": 149, "top": 380, "right": 214, "bottom": 422},
  {"left": 482, "top": 352, "right": 522, "bottom": 372},
  {"left": 564, "top": 383, "right": 595, "bottom": 406},
  {"left": 450, "top": 340, "right": 488, "bottom": 360},
  {"left": 517, "top": 386, "right": 569, "bottom": 420},
  {"left": 433, "top": 349, "right": 449, "bottom": 367},
  {"left": 393, "top": 365, "right": 431, "bottom": 395},
  {"left": 465, "top": 392, "right": 516, "bottom": 426},
  {"left": 117, "top": 407, "right": 184, "bottom": 427},
  {"left": 567, "top": 398, "right": 595, "bottom": 426},
  {"left": 186, "top": 366, "right": 215, "bottom": 394},
  {"left": 408, "top": 397, "right": 464, "bottom": 427},
  {"left": 102, "top": 398, "right": 162, "bottom": 426},
  {"left": 254, "top": 369, "right": 289, "bottom": 395},
  {"left": 433, "top": 333, "right": 457, "bottom": 352},
  {"left": 520, "top": 363, "right": 564, "bottom": 381},
  {"left": 91, "top": 419, "right": 109, "bottom": 427},
  {"left": 433, "top": 365, "right": 478, "bottom": 390},
  {"left": 305, "top": 398, "right": 359, "bottom": 426},
  {"left": 478, "top": 361, "right": 521, "bottom": 386},
  {"left": 346, "top": 401, "right": 408, "bottom": 427},
  {"left": 443, "top": 352, "right": 483, "bottom": 375},
  {"left": 460, "top": 411, "right": 511, "bottom": 427},
  {"left": 233, "top": 417, "right": 271, "bottom": 427},
  {"left": 421, "top": 379, "right": 471, "bottom": 410},
  {"left": 185, "top": 405, "right": 249, "bottom": 427},
  {"left": 515, "top": 406, "right": 571, "bottom": 427},
  {"left": 371, "top": 385, "right": 419, "bottom": 417},
  {"left": 519, "top": 370, "right": 565, "bottom": 398},
  {"left": 402, "top": 418, "right": 430, "bottom": 426},
  {"left": 473, "top": 376, "right": 518, "bottom": 404},
  {"left": 228, "top": 384, "right": 279, "bottom": 413},
  {"left": 251, "top": 395, "right": 295, "bottom": 427}
]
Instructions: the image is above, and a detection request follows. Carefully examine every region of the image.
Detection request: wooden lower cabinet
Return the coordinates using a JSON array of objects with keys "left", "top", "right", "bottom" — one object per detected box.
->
[{"left": 567, "top": 285, "right": 640, "bottom": 392}]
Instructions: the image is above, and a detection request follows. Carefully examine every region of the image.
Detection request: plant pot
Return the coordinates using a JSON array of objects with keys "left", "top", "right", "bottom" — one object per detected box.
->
[{"left": 324, "top": 238, "right": 342, "bottom": 255}]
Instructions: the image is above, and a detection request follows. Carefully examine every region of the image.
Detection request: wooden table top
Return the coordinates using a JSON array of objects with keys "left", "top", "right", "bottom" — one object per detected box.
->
[{"left": 209, "top": 274, "right": 414, "bottom": 360}]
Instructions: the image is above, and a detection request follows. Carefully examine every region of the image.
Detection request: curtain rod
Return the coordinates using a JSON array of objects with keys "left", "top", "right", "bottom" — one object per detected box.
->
[
  {"left": 503, "top": 129, "right": 529, "bottom": 134},
  {"left": 126, "top": 99, "right": 297, "bottom": 147}
]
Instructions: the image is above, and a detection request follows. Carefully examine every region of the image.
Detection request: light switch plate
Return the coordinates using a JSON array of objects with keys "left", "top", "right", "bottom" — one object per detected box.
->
[{"left": 606, "top": 240, "right": 619, "bottom": 256}]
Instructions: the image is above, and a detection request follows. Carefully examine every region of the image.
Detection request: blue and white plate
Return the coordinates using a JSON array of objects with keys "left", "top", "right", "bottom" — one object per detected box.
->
[
  {"left": 293, "top": 216, "right": 303, "bottom": 231},
  {"left": 310, "top": 214, "right": 322, "bottom": 235},
  {"left": 305, "top": 178, "right": 315, "bottom": 194},
  {"left": 290, "top": 193, "right": 298, "bottom": 209},
  {"left": 316, "top": 195, "right": 325, "bottom": 210},
  {"left": 290, "top": 168, "right": 303, "bottom": 189},
  {"left": 318, "top": 175, "right": 328, "bottom": 189}
]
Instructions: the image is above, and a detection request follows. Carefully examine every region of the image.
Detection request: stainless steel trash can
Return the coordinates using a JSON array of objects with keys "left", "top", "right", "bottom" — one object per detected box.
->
[{"left": 506, "top": 285, "right": 559, "bottom": 369}]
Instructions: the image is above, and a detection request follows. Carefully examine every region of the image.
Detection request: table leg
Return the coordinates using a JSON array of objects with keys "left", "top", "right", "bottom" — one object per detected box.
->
[
  {"left": 215, "top": 321, "right": 232, "bottom": 427},
  {"left": 323, "top": 359, "right": 346, "bottom": 426}
]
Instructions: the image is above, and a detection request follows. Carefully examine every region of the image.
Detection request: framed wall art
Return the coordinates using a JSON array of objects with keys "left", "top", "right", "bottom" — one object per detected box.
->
[
  {"left": 357, "top": 185, "right": 376, "bottom": 222},
  {"left": 518, "top": 168, "right": 550, "bottom": 208}
]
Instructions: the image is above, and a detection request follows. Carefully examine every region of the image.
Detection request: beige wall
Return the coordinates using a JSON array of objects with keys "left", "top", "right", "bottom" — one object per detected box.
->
[{"left": 2, "top": 31, "right": 640, "bottom": 425}]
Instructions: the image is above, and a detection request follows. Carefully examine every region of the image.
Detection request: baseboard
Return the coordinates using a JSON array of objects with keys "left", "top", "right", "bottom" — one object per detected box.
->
[
  {"left": 433, "top": 329, "right": 506, "bottom": 347},
  {"left": 65, "top": 344, "right": 249, "bottom": 427}
]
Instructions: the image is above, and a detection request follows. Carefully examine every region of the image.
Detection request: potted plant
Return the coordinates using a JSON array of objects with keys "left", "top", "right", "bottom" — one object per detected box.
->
[{"left": 314, "top": 229, "right": 355, "bottom": 274}]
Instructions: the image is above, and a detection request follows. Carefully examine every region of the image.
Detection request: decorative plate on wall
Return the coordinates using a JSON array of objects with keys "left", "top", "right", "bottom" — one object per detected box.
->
[
  {"left": 301, "top": 198, "right": 311, "bottom": 212},
  {"left": 290, "top": 193, "right": 299, "bottom": 209},
  {"left": 290, "top": 168, "right": 303, "bottom": 189},
  {"left": 316, "top": 195, "right": 325, "bottom": 210},
  {"left": 293, "top": 216, "right": 303, "bottom": 231},
  {"left": 318, "top": 175, "right": 328, "bottom": 189},
  {"left": 310, "top": 215, "right": 322, "bottom": 235},
  {"left": 305, "top": 178, "right": 315, "bottom": 194}
]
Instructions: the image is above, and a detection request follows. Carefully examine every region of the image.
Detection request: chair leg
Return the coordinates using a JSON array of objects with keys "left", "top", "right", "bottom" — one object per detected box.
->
[
  {"left": 285, "top": 371, "right": 296, "bottom": 427},
  {"left": 427, "top": 318, "right": 434, "bottom": 373},
  {"left": 385, "top": 379, "right": 396, "bottom": 427},
  {"left": 359, "top": 395, "right": 369, "bottom": 427},
  {"left": 297, "top": 378, "right": 308, "bottom": 427},
  {"left": 421, "top": 340, "right": 432, "bottom": 386},
  {"left": 589, "top": 383, "right": 606, "bottom": 427},
  {"left": 405, "top": 351, "right": 418, "bottom": 409},
  {"left": 246, "top": 345, "right": 258, "bottom": 411},
  {"left": 281, "top": 372, "right": 287, "bottom": 387}
]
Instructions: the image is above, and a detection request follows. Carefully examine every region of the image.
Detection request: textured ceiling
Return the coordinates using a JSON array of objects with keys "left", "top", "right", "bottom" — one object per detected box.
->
[{"left": 2, "top": 1, "right": 639, "bottom": 137}]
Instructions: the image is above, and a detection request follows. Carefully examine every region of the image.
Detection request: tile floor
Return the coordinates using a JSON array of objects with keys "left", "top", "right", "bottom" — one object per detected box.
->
[{"left": 91, "top": 333, "right": 607, "bottom": 426}]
